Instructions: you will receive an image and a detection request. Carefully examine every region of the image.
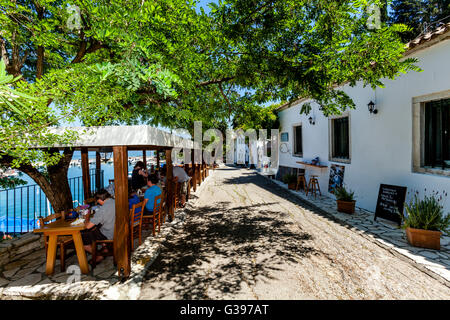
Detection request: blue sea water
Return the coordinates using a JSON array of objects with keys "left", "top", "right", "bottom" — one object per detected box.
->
[{"left": 0, "top": 150, "right": 156, "bottom": 234}]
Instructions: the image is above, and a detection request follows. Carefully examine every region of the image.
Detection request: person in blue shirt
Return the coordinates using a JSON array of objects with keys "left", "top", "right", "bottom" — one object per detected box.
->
[
  {"left": 144, "top": 174, "right": 162, "bottom": 214},
  {"left": 128, "top": 187, "right": 140, "bottom": 210}
]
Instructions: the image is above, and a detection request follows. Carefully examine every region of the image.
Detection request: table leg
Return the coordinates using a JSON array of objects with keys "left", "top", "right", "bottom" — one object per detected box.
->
[
  {"left": 46, "top": 234, "right": 58, "bottom": 275},
  {"left": 72, "top": 232, "right": 90, "bottom": 274}
]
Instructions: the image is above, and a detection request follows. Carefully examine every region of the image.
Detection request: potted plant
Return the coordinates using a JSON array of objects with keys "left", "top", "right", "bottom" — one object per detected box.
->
[
  {"left": 402, "top": 194, "right": 450, "bottom": 250},
  {"left": 282, "top": 173, "right": 298, "bottom": 190},
  {"left": 334, "top": 185, "right": 356, "bottom": 214}
]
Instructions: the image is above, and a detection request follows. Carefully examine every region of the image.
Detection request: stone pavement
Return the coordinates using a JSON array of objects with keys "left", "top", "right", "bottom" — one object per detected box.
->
[
  {"left": 259, "top": 172, "right": 450, "bottom": 284},
  {"left": 0, "top": 170, "right": 214, "bottom": 300},
  {"left": 139, "top": 166, "right": 450, "bottom": 299}
]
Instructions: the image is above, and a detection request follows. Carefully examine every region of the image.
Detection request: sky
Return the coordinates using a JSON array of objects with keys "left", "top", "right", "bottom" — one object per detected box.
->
[{"left": 195, "top": 0, "right": 217, "bottom": 14}]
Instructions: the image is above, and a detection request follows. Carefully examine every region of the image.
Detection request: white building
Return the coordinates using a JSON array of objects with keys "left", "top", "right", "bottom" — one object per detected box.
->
[{"left": 276, "top": 23, "right": 450, "bottom": 214}]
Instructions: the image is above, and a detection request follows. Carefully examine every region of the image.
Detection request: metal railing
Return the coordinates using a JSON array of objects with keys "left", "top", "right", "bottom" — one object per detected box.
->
[{"left": 0, "top": 169, "right": 104, "bottom": 235}]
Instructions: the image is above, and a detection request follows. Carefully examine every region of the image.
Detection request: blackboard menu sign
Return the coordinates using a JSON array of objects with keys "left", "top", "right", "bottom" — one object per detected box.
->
[{"left": 374, "top": 184, "right": 407, "bottom": 225}]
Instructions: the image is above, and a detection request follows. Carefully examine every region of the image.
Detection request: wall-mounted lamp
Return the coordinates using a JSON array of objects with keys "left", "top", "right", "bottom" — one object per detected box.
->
[
  {"left": 308, "top": 115, "right": 315, "bottom": 125},
  {"left": 368, "top": 100, "right": 378, "bottom": 114}
]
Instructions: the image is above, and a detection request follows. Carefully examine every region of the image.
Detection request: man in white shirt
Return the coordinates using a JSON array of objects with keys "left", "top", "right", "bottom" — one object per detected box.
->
[{"left": 81, "top": 189, "right": 116, "bottom": 264}]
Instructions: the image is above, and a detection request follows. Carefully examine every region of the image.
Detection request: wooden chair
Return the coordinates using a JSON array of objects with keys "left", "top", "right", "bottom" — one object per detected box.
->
[
  {"left": 296, "top": 168, "right": 307, "bottom": 192},
  {"left": 186, "top": 178, "right": 191, "bottom": 202},
  {"left": 160, "top": 191, "right": 167, "bottom": 224},
  {"left": 142, "top": 194, "right": 162, "bottom": 236},
  {"left": 307, "top": 175, "right": 322, "bottom": 198},
  {"left": 172, "top": 177, "right": 180, "bottom": 210},
  {"left": 39, "top": 211, "right": 74, "bottom": 272},
  {"left": 129, "top": 199, "right": 147, "bottom": 251},
  {"left": 91, "top": 238, "right": 115, "bottom": 269}
]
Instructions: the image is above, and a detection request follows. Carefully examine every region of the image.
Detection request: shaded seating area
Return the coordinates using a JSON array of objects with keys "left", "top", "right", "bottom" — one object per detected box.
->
[{"left": 31, "top": 125, "right": 206, "bottom": 280}]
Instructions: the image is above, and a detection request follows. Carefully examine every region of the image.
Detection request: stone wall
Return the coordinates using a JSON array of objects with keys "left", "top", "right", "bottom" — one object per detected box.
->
[{"left": 0, "top": 233, "right": 45, "bottom": 270}]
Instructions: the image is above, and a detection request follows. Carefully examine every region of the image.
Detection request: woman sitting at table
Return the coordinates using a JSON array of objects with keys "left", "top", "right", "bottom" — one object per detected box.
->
[
  {"left": 81, "top": 189, "right": 116, "bottom": 264},
  {"left": 131, "top": 161, "right": 148, "bottom": 190},
  {"left": 144, "top": 174, "right": 162, "bottom": 214}
]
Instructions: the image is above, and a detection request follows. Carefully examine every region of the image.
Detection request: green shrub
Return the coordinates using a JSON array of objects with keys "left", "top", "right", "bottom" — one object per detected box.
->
[
  {"left": 334, "top": 185, "right": 355, "bottom": 201},
  {"left": 282, "top": 173, "right": 297, "bottom": 184},
  {"left": 403, "top": 195, "right": 450, "bottom": 234}
]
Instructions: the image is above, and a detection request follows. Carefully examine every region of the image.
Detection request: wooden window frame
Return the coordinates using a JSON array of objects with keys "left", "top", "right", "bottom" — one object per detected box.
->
[
  {"left": 292, "top": 124, "right": 303, "bottom": 157},
  {"left": 412, "top": 90, "right": 450, "bottom": 177}
]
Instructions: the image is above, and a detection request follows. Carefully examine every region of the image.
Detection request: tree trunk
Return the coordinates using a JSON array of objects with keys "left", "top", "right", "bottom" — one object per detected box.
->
[{"left": 1, "top": 148, "right": 75, "bottom": 214}]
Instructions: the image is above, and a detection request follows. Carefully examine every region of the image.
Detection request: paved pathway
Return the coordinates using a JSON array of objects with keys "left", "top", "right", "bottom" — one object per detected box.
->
[{"left": 139, "top": 166, "right": 450, "bottom": 299}]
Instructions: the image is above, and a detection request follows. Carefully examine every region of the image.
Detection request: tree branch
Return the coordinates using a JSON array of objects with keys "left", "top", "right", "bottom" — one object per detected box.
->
[
  {"left": 35, "top": 1, "right": 45, "bottom": 79},
  {"left": 197, "top": 76, "right": 235, "bottom": 87}
]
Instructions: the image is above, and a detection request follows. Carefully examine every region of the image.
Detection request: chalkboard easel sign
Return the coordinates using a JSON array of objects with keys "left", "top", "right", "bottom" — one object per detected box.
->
[{"left": 374, "top": 184, "right": 407, "bottom": 225}]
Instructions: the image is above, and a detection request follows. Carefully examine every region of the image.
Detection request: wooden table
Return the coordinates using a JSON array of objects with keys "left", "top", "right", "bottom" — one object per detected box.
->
[{"left": 34, "top": 220, "right": 89, "bottom": 275}]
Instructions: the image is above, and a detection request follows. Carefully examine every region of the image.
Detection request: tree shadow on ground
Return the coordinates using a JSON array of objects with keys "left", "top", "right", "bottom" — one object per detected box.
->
[
  {"left": 143, "top": 201, "right": 317, "bottom": 299},
  {"left": 221, "top": 169, "right": 450, "bottom": 274}
]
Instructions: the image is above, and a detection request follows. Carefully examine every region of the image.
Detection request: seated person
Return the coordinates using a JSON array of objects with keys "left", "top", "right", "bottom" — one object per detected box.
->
[
  {"left": 81, "top": 189, "right": 116, "bottom": 263},
  {"left": 158, "top": 167, "right": 166, "bottom": 188},
  {"left": 128, "top": 186, "right": 140, "bottom": 210},
  {"left": 131, "top": 161, "right": 148, "bottom": 190},
  {"left": 105, "top": 181, "right": 115, "bottom": 198},
  {"left": 144, "top": 174, "right": 162, "bottom": 214}
]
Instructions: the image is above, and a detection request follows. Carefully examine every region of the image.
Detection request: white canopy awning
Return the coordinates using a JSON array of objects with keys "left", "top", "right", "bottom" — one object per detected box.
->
[{"left": 42, "top": 125, "right": 200, "bottom": 150}]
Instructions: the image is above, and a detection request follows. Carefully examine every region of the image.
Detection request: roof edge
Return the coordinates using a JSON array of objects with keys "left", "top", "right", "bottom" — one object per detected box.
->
[{"left": 276, "top": 23, "right": 450, "bottom": 113}]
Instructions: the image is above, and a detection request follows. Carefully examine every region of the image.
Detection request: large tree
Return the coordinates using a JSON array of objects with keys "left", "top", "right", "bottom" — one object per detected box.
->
[
  {"left": 1, "top": 0, "right": 418, "bottom": 213},
  {"left": 0, "top": 0, "right": 217, "bottom": 211}
]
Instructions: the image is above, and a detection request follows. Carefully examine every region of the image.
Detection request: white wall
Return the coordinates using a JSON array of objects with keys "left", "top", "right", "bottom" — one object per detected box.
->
[{"left": 278, "top": 39, "right": 450, "bottom": 214}]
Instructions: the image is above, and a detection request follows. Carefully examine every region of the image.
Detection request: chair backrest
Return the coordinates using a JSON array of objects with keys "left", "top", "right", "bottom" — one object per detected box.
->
[
  {"left": 130, "top": 199, "right": 147, "bottom": 228},
  {"left": 39, "top": 211, "right": 65, "bottom": 226},
  {"left": 172, "top": 177, "right": 180, "bottom": 194},
  {"left": 160, "top": 190, "right": 166, "bottom": 209},
  {"left": 153, "top": 194, "right": 163, "bottom": 216}
]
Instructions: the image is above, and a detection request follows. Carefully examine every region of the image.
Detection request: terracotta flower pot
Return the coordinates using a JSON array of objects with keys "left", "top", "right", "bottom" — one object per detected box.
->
[
  {"left": 336, "top": 200, "right": 356, "bottom": 214},
  {"left": 406, "top": 227, "right": 441, "bottom": 250},
  {"left": 288, "top": 182, "right": 297, "bottom": 190}
]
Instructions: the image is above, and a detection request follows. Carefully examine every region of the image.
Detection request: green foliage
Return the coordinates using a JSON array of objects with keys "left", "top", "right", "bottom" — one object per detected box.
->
[
  {"left": 334, "top": 185, "right": 355, "bottom": 201},
  {"left": 233, "top": 101, "right": 280, "bottom": 130},
  {"left": 0, "top": 0, "right": 420, "bottom": 178},
  {"left": 213, "top": 0, "right": 419, "bottom": 116},
  {"left": 403, "top": 194, "right": 450, "bottom": 234},
  {"left": 0, "top": 175, "right": 27, "bottom": 189},
  {"left": 282, "top": 173, "right": 297, "bottom": 184}
]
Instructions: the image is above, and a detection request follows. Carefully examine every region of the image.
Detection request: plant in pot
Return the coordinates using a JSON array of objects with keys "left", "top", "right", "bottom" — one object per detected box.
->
[
  {"left": 282, "top": 173, "right": 298, "bottom": 190},
  {"left": 334, "top": 185, "right": 356, "bottom": 214},
  {"left": 402, "top": 193, "right": 450, "bottom": 250}
]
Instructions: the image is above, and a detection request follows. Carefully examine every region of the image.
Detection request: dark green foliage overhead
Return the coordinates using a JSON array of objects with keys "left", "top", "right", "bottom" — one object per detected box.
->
[{"left": 0, "top": 0, "right": 419, "bottom": 168}]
